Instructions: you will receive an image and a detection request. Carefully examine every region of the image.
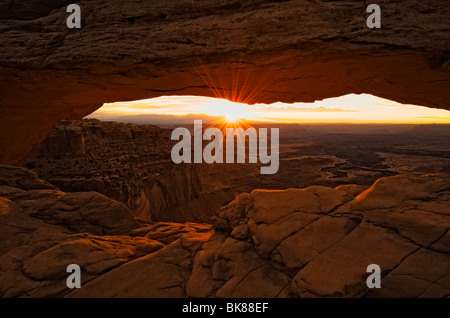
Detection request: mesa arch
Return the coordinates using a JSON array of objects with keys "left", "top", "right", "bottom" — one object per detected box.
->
[{"left": 0, "top": 0, "right": 449, "bottom": 165}]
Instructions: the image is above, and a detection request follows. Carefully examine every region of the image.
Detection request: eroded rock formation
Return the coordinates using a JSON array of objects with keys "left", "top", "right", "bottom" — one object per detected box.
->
[
  {"left": 1, "top": 165, "right": 448, "bottom": 298},
  {"left": 1, "top": 0, "right": 450, "bottom": 165},
  {"left": 0, "top": 165, "right": 212, "bottom": 297},
  {"left": 21, "top": 119, "right": 207, "bottom": 222}
]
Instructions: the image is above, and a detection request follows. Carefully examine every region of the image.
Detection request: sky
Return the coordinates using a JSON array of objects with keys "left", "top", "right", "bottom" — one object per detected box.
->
[{"left": 87, "top": 94, "right": 450, "bottom": 124}]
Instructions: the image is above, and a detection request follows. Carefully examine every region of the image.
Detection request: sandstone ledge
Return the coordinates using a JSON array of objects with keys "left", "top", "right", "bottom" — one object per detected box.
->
[{"left": 0, "top": 166, "right": 448, "bottom": 297}]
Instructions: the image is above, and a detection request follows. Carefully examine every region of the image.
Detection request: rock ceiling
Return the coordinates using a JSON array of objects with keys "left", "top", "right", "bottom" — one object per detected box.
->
[{"left": 0, "top": 0, "right": 449, "bottom": 164}]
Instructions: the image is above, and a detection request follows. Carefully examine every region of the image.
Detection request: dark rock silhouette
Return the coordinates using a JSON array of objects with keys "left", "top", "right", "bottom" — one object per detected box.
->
[{"left": 1, "top": 0, "right": 450, "bottom": 164}]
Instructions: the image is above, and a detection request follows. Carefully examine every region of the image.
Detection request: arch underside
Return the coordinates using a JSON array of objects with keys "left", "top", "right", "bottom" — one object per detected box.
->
[{"left": 0, "top": 0, "right": 449, "bottom": 165}]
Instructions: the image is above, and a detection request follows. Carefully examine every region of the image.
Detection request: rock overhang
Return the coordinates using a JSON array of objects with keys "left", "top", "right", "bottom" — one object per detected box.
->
[{"left": 0, "top": 0, "right": 449, "bottom": 165}]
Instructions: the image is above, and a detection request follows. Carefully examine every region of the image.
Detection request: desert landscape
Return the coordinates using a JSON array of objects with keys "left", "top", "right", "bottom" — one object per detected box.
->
[
  {"left": 0, "top": 0, "right": 449, "bottom": 301},
  {"left": 0, "top": 118, "right": 447, "bottom": 297},
  {"left": 21, "top": 119, "right": 450, "bottom": 224}
]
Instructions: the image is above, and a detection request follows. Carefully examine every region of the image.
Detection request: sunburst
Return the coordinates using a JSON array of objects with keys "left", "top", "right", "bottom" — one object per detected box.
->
[
  {"left": 202, "top": 116, "right": 253, "bottom": 135},
  {"left": 223, "top": 114, "right": 241, "bottom": 124}
]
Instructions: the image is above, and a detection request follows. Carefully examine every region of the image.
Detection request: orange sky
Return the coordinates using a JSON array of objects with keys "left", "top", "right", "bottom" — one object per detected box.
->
[{"left": 89, "top": 94, "right": 450, "bottom": 124}]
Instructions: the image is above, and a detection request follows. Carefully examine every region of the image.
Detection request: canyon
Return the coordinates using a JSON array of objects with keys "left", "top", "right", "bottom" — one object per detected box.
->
[
  {"left": 21, "top": 119, "right": 450, "bottom": 221},
  {"left": 20, "top": 118, "right": 216, "bottom": 222},
  {"left": 0, "top": 0, "right": 449, "bottom": 299},
  {"left": 2, "top": 118, "right": 445, "bottom": 297}
]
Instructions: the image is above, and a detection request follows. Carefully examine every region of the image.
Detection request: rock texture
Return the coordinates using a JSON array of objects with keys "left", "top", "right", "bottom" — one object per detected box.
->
[
  {"left": 24, "top": 119, "right": 450, "bottom": 223},
  {"left": 0, "top": 166, "right": 141, "bottom": 235},
  {"left": 1, "top": 0, "right": 450, "bottom": 164},
  {"left": 21, "top": 119, "right": 207, "bottom": 222},
  {"left": 0, "top": 165, "right": 212, "bottom": 297},
  {"left": 1, "top": 166, "right": 448, "bottom": 298}
]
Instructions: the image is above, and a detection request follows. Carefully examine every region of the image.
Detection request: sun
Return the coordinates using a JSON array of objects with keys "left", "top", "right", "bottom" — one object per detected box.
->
[
  {"left": 223, "top": 114, "right": 241, "bottom": 123},
  {"left": 195, "top": 98, "right": 252, "bottom": 124},
  {"left": 217, "top": 116, "right": 253, "bottom": 131}
]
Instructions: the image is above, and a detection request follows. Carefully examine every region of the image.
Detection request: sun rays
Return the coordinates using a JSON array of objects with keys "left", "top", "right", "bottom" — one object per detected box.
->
[
  {"left": 203, "top": 116, "right": 253, "bottom": 133},
  {"left": 90, "top": 56, "right": 450, "bottom": 124},
  {"left": 223, "top": 115, "right": 241, "bottom": 124},
  {"left": 91, "top": 93, "right": 450, "bottom": 124},
  {"left": 188, "top": 55, "right": 286, "bottom": 105}
]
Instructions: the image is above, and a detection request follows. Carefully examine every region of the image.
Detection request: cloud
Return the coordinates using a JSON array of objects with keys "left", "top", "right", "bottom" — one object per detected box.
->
[
  {"left": 102, "top": 103, "right": 165, "bottom": 110},
  {"left": 419, "top": 116, "right": 450, "bottom": 119},
  {"left": 255, "top": 106, "right": 358, "bottom": 113}
]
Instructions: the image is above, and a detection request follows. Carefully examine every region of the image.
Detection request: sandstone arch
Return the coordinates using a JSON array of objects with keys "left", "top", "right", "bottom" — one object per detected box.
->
[{"left": 0, "top": 0, "right": 449, "bottom": 165}]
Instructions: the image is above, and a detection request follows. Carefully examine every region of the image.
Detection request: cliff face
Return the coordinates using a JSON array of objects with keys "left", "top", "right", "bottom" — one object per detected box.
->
[
  {"left": 22, "top": 119, "right": 204, "bottom": 222},
  {"left": 0, "top": 166, "right": 448, "bottom": 297},
  {"left": 1, "top": 0, "right": 450, "bottom": 165}
]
